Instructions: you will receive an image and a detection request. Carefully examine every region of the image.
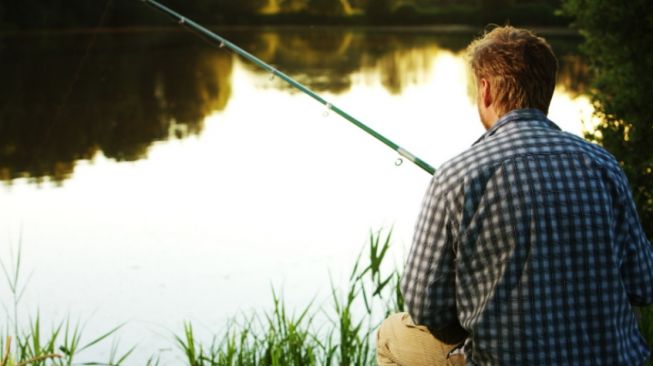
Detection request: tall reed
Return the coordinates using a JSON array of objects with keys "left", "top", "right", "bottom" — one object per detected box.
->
[
  {"left": 175, "top": 229, "right": 402, "bottom": 366},
  {"left": 0, "top": 238, "right": 132, "bottom": 366}
]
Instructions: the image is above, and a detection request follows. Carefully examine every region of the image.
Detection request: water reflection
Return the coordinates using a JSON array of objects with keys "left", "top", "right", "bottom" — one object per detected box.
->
[
  {"left": 0, "top": 28, "right": 587, "bottom": 184},
  {"left": 238, "top": 30, "right": 472, "bottom": 94},
  {"left": 0, "top": 31, "right": 232, "bottom": 183}
]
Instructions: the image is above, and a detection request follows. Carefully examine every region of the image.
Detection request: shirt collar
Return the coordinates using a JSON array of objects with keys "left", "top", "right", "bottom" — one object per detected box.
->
[{"left": 472, "top": 108, "right": 560, "bottom": 146}]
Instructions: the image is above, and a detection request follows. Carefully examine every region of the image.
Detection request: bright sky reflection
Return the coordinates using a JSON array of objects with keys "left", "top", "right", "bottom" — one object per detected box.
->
[{"left": 0, "top": 44, "right": 595, "bottom": 364}]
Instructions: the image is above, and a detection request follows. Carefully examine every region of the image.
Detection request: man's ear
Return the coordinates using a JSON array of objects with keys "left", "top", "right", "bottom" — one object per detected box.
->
[{"left": 480, "top": 78, "right": 492, "bottom": 108}]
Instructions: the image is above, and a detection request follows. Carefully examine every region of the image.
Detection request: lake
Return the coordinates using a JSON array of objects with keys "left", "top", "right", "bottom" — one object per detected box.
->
[{"left": 0, "top": 26, "right": 594, "bottom": 363}]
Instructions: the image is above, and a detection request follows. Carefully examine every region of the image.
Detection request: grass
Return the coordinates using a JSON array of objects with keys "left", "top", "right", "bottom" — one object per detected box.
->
[
  {"left": 0, "top": 235, "right": 133, "bottom": 366},
  {"left": 2, "top": 230, "right": 653, "bottom": 365},
  {"left": 174, "top": 229, "right": 402, "bottom": 366},
  {"left": 0, "top": 229, "right": 402, "bottom": 365}
]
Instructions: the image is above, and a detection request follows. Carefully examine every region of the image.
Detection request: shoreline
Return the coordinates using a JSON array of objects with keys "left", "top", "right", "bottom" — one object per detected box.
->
[{"left": 0, "top": 24, "right": 580, "bottom": 38}]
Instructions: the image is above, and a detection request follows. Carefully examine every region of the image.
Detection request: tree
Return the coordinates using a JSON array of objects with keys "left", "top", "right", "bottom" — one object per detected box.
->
[{"left": 562, "top": 0, "right": 653, "bottom": 239}]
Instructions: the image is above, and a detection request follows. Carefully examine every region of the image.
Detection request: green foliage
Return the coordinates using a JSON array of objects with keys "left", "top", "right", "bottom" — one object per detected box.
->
[
  {"left": 0, "top": 240, "right": 131, "bottom": 365},
  {"left": 0, "top": 0, "right": 571, "bottom": 28},
  {"left": 174, "top": 229, "right": 403, "bottom": 366},
  {"left": 0, "top": 317, "right": 131, "bottom": 366},
  {"left": 0, "top": 228, "right": 401, "bottom": 365},
  {"left": 562, "top": 0, "right": 653, "bottom": 238},
  {"left": 640, "top": 307, "right": 653, "bottom": 366}
]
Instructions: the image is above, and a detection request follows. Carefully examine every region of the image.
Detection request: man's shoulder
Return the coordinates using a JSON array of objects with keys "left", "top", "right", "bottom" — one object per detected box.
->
[
  {"left": 433, "top": 122, "right": 623, "bottom": 195},
  {"left": 547, "top": 128, "right": 625, "bottom": 176}
]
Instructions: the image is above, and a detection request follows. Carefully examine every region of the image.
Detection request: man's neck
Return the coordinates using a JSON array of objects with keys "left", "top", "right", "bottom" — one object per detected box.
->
[{"left": 481, "top": 108, "right": 501, "bottom": 130}]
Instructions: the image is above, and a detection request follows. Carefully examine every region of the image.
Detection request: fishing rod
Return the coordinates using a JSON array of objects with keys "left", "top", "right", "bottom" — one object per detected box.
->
[{"left": 141, "top": 0, "right": 436, "bottom": 175}]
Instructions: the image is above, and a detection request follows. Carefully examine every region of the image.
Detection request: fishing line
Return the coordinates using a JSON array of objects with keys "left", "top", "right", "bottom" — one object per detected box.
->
[{"left": 141, "top": 0, "right": 436, "bottom": 175}]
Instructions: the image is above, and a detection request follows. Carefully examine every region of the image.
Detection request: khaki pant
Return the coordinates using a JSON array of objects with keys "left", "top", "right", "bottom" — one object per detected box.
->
[{"left": 376, "top": 313, "right": 466, "bottom": 366}]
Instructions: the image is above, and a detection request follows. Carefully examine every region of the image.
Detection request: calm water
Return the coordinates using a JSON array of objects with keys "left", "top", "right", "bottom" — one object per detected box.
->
[{"left": 0, "top": 27, "right": 593, "bottom": 363}]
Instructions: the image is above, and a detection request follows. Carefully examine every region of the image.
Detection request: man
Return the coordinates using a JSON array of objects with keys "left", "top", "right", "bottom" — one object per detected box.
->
[{"left": 377, "top": 26, "right": 653, "bottom": 365}]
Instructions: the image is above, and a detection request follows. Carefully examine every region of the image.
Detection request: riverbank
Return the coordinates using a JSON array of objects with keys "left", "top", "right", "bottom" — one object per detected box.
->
[
  {"left": 243, "top": 3, "right": 570, "bottom": 27},
  {"left": 0, "top": 24, "right": 580, "bottom": 39},
  {"left": 0, "top": 2, "right": 571, "bottom": 32}
]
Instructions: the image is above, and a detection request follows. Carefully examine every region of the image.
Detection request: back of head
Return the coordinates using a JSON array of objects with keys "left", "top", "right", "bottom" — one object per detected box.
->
[{"left": 468, "top": 26, "right": 558, "bottom": 115}]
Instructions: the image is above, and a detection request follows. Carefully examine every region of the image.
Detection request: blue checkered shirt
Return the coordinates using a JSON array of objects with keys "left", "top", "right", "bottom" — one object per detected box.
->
[{"left": 402, "top": 109, "right": 653, "bottom": 365}]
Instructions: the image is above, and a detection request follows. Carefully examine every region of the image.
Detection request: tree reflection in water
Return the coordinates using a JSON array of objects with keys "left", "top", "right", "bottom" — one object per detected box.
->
[
  {"left": 0, "top": 28, "right": 586, "bottom": 184},
  {"left": 0, "top": 30, "right": 232, "bottom": 183}
]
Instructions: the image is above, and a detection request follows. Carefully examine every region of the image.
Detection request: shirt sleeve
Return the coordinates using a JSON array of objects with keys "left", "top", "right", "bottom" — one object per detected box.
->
[
  {"left": 401, "top": 176, "right": 468, "bottom": 344},
  {"left": 617, "top": 176, "right": 653, "bottom": 306}
]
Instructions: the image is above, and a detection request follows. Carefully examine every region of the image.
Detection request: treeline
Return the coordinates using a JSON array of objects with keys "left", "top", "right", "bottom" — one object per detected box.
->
[{"left": 0, "top": 0, "right": 567, "bottom": 30}]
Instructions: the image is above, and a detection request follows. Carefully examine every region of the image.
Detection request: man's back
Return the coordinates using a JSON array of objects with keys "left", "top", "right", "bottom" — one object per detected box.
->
[
  {"left": 377, "top": 26, "right": 653, "bottom": 366},
  {"left": 401, "top": 109, "right": 653, "bottom": 365}
]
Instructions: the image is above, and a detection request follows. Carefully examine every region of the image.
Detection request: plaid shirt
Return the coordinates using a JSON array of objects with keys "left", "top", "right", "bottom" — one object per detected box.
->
[{"left": 402, "top": 109, "right": 653, "bottom": 365}]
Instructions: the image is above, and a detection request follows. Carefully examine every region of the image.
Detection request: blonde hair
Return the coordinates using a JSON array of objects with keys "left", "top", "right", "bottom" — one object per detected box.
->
[{"left": 468, "top": 26, "right": 558, "bottom": 115}]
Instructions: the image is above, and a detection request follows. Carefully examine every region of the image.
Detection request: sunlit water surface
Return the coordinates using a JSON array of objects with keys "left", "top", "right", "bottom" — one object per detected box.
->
[{"left": 0, "top": 28, "right": 594, "bottom": 363}]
